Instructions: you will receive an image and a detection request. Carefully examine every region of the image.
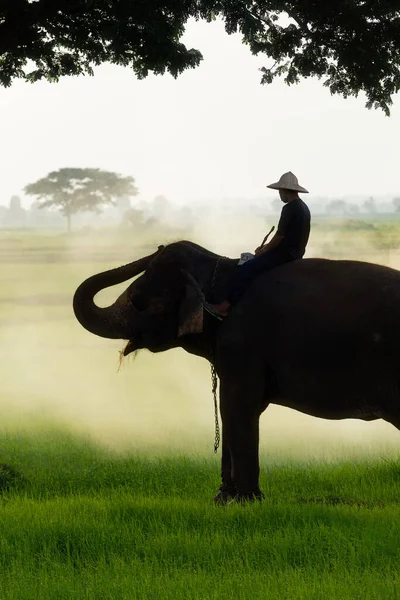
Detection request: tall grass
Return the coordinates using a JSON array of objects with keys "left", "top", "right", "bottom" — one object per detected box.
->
[{"left": 0, "top": 430, "right": 400, "bottom": 599}]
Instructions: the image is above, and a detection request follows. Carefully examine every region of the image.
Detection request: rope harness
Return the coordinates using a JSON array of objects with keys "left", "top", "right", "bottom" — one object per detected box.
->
[{"left": 208, "top": 256, "right": 224, "bottom": 453}]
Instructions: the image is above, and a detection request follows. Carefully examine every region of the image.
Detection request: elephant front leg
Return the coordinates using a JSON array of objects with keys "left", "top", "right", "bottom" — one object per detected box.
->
[
  {"left": 213, "top": 431, "right": 236, "bottom": 504},
  {"left": 219, "top": 375, "right": 264, "bottom": 502}
]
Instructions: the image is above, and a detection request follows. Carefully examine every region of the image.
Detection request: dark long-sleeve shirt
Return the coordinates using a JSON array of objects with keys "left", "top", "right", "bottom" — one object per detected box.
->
[{"left": 276, "top": 198, "right": 311, "bottom": 259}]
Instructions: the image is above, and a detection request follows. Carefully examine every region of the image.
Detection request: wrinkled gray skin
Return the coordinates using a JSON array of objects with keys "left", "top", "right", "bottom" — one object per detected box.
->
[{"left": 73, "top": 241, "right": 400, "bottom": 503}]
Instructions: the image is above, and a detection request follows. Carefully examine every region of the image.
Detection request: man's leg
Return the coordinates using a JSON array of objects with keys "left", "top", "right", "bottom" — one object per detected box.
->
[
  {"left": 226, "top": 250, "right": 287, "bottom": 304},
  {"left": 206, "top": 250, "right": 291, "bottom": 318}
]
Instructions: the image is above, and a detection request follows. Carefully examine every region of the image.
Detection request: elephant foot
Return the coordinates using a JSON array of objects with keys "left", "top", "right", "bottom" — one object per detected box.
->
[
  {"left": 213, "top": 485, "right": 237, "bottom": 505},
  {"left": 228, "top": 491, "right": 265, "bottom": 505}
]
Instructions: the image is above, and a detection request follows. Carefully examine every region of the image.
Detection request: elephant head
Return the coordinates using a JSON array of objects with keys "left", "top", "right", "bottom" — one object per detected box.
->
[{"left": 73, "top": 241, "right": 234, "bottom": 358}]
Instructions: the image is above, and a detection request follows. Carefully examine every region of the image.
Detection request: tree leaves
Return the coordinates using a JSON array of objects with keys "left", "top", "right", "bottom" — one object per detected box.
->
[
  {"left": 1, "top": 0, "right": 400, "bottom": 113},
  {"left": 24, "top": 167, "right": 138, "bottom": 231}
]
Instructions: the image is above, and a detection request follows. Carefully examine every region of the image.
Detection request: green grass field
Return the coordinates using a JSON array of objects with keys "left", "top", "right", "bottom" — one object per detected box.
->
[
  {"left": 1, "top": 223, "right": 400, "bottom": 599},
  {"left": 1, "top": 430, "right": 400, "bottom": 600}
]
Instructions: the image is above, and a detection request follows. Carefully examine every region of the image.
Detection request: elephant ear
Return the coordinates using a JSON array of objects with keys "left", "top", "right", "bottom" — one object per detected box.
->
[{"left": 178, "top": 271, "right": 205, "bottom": 337}]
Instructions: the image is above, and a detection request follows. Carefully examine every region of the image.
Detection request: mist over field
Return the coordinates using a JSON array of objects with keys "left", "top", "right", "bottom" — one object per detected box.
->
[{"left": 1, "top": 215, "right": 400, "bottom": 460}]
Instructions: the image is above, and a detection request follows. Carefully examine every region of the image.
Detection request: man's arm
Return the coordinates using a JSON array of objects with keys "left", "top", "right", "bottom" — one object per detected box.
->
[
  {"left": 254, "top": 233, "right": 283, "bottom": 255},
  {"left": 254, "top": 204, "right": 292, "bottom": 255}
]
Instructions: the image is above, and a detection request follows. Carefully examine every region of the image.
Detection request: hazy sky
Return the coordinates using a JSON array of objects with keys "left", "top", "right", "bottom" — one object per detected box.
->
[{"left": 1, "top": 17, "right": 400, "bottom": 208}]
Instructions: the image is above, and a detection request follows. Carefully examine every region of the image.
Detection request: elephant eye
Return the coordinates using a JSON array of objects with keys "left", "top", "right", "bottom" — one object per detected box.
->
[{"left": 131, "top": 295, "right": 148, "bottom": 312}]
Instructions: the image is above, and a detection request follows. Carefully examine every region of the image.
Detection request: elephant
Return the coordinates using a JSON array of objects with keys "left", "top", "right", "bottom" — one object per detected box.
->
[{"left": 73, "top": 241, "right": 400, "bottom": 503}]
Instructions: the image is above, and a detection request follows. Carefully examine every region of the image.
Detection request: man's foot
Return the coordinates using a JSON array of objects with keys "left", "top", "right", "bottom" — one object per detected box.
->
[{"left": 204, "top": 302, "right": 230, "bottom": 320}]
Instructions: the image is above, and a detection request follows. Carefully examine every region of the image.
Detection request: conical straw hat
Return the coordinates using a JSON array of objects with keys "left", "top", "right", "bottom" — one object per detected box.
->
[{"left": 267, "top": 172, "right": 309, "bottom": 193}]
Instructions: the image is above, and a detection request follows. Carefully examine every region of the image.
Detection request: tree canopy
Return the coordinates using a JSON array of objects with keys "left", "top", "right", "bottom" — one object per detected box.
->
[
  {"left": 24, "top": 167, "right": 138, "bottom": 231},
  {"left": 2, "top": 1, "right": 400, "bottom": 114}
]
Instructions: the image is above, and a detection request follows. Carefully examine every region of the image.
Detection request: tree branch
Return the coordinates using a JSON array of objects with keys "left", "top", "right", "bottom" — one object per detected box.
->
[{"left": 285, "top": 8, "right": 311, "bottom": 36}]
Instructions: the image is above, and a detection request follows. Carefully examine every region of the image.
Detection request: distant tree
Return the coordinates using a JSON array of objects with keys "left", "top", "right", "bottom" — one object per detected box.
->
[
  {"left": 123, "top": 207, "right": 147, "bottom": 230},
  {"left": 25, "top": 168, "right": 138, "bottom": 232},
  {"left": 371, "top": 224, "right": 400, "bottom": 266},
  {"left": 176, "top": 205, "right": 194, "bottom": 227},
  {"left": 393, "top": 197, "right": 400, "bottom": 213},
  {"left": 347, "top": 204, "right": 360, "bottom": 214},
  {"left": 362, "top": 196, "right": 377, "bottom": 214},
  {"left": 270, "top": 198, "right": 281, "bottom": 213},
  {"left": 9, "top": 195, "right": 21, "bottom": 211},
  {"left": 2, "top": 1, "right": 400, "bottom": 113},
  {"left": 116, "top": 196, "right": 132, "bottom": 215},
  {"left": 152, "top": 195, "right": 170, "bottom": 219},
  {"left": 326, "top": 200, "right": 348, "bottom": 215},
  {"left": 3, "top": 195, "right": 26, "bottom": 228}
]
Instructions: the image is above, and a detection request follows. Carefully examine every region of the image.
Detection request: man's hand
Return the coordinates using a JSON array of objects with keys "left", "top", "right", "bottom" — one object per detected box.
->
[{"left": 255, "top": 234, "right": 284, "bottom": 255}]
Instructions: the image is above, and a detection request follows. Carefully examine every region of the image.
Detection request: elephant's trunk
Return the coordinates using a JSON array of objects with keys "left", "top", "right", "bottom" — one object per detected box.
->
[{"left": 73, "top": 249, "right": 160, "bottom": 339}]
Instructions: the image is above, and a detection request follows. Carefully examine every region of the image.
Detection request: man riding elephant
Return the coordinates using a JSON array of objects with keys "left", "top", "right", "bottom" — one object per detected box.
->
[
  {"left": 73, "top": 181, "right": 400, "bottom": 504},
  {"left": 205, "top": 171, "right": 311, "bottom": 320}
]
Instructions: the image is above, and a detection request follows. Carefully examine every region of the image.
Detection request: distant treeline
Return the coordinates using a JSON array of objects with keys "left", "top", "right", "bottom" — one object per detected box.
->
[
  {"left": 0, "top": 195, "right": 194, "bottom": 231},
  {"left": 1, "top": 195, "right": 399, "bottom": 231}
]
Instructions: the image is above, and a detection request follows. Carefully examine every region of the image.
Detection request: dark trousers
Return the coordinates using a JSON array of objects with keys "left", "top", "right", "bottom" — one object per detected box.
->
[{"left": 226, "top": 248, "right": 294, "bottom": 305}]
